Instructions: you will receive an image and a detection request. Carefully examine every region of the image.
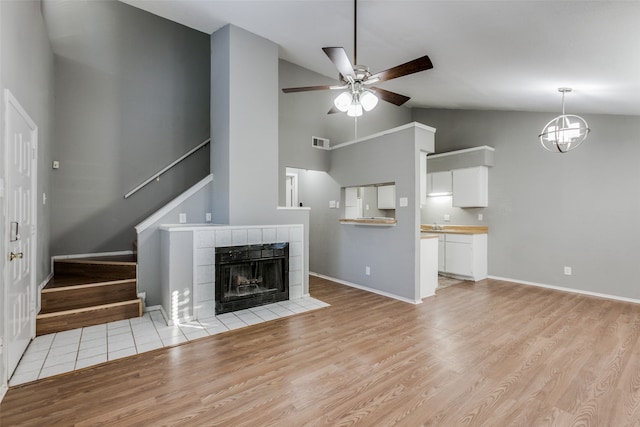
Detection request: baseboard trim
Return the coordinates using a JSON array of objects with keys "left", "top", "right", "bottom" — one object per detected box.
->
[
  {"left": 310, "top": 272, "right": 421, "bottom": 305},
  {"left": 36, "top": 271, "right": 54, "bottom": 314},
  {"left": 0, "top": 382, "right": 7, "bottom": 403},
  {"left": 488, "top": 275, "right": 640, "bottom": 305}
]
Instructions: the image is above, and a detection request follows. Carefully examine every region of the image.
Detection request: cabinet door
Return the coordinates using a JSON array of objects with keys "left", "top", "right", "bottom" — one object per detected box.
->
[
  {"left": 445, "top": 242, "right": 473, "bottom": 276},
  {"left": 438, "top": 238, "right": 445, "bottom": 272},
  {"left": 452, "top": 166, "right": 488, "bottom": 207},
  {"left": 428, "top": 171, "right": 452, "bottom": 196},
  {"left": 377, "top": 185, "right": 396, "bottom": 209}
]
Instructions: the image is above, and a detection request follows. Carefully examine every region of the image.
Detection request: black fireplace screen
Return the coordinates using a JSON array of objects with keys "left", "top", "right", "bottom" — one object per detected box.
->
[{"left": 215, "top": 243, "right": 289, "bottom": 314}]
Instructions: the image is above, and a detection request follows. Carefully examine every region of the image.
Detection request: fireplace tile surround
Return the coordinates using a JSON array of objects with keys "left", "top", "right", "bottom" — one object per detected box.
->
[{"left": 160, "top": 224, "right": 304, "bottom": 325}]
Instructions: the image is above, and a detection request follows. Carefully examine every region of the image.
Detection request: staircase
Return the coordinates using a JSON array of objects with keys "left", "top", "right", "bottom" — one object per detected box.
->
[{"left": 36, "top": 255, "right": 142, "bottom": 336}]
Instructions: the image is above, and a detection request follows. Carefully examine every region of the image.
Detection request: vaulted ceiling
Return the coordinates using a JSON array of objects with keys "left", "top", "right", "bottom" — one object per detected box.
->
[{"left": 50, "top": 0, "right": 640, "bottom": 116}]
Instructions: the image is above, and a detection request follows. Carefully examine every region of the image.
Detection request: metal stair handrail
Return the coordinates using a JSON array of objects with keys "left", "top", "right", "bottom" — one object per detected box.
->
[{"left": 124, "top": 138, "right": 211, "bottom": 199}]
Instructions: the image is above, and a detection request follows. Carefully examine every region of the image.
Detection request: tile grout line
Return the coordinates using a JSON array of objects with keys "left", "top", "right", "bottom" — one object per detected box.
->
[{"left": 12, "top": 297, "right": 329, "bottom": 385}]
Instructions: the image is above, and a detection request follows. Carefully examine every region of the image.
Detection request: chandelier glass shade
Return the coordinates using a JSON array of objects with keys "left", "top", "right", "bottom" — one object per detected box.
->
[
  {"left": 334, "top": 89, "right": 378, "bottom": 117},
  {"left": 539, "top": 88, "right": 590, "bottom": 153}
]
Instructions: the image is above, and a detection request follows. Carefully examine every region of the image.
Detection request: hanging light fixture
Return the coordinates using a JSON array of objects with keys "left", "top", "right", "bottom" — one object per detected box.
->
[{"left": 539, "top": 88, "right": 590, "bottom": 153}]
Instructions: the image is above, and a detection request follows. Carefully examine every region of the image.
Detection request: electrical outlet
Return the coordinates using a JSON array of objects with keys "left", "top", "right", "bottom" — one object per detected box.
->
[
  {"left": 444, "top": 214, "right": 451, "bottom": 221},
  {"left": 365, "top": 204, "right": 370, "bottom": 211},
  {"left": 179, "top": 213, "right": 187, "bottom": 223},
  {"left": 205, "top": 212, "right": 212, "bottom": 222},
  {"left": 399, "top": 197, "right": 409, "bottom": 207},
  {"left": 564, "top": 266, "right": 572, "bottom": 276},
  {"left": 365, "top": 266, "right": 371, "bottom": 276},
  {"left": 329, "top": 200, "right": 336, "bottom": 208}
]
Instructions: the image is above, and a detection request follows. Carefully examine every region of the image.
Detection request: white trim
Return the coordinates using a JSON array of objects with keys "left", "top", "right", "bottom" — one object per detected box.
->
[
  {"left": 488, "top": 275, "right": 640, "bottom": 305},
  {"left": 310, "top": 272, "right": 422, "bottom": 305},
  {"left": 331, "top": 122, "right": 436, "bottom": 150},
  {"left": 36, "top": 272, "right": 54, "bottom": 314},
  {"left": 0, "top": 383, "right": 6, "bottom": 404},
  {"left": 51, "top": 250, "right": 134, "bottom": 261},
  {"left": 135, "top": 174, "right": 213, "bottom": 233},
  {"left": 143, "top": 305, "right": 169, "bottom": 324},
  {"left": 427, "top": 145, "right": 495, "bottom": 159}
]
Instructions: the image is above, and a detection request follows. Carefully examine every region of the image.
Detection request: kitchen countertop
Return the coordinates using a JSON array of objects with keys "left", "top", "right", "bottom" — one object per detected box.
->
[
  {"left": 420, "top": 225, "right": 489, "bottom": 235},
  {"left": 340, "top": 218, "right": 397, "bottom": 226}
]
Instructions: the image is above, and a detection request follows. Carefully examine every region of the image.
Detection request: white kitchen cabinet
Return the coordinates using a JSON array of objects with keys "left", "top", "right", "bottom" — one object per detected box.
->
[
  {"left": 426, "top": 171, "right": 452, "bottom": 196},
  {"left": 452, "top": 166, "right": 488, "bottom": 208},
  {"left": 439, "top": 233, "right": 487, "bottom": 281},
  {"left": 420, "top": 237, "right": 439, "bottom": 298},
  {"left": 377, "top": 185, "right": 396, "bottom": 209},
  {"left": 437, "top": 235, "right": 445, "bottom": 271}
]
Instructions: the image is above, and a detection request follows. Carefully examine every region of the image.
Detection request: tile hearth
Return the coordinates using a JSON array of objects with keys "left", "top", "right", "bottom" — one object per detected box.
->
[{"left": 10, "top": 296, "right": 328, "bottom": 387}]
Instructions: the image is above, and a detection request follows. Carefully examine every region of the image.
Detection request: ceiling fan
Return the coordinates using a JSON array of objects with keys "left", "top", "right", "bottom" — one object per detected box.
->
[{"left": 281, "top": 0, "right": 434, "bottom": 117}]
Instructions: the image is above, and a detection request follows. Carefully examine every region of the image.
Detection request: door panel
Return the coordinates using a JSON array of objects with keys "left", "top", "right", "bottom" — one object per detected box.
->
[{"left": 5, "top": 90, "right": 37, "bottom": 378}]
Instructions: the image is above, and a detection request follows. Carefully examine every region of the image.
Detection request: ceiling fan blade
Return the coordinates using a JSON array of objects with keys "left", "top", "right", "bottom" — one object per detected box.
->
[
  {"left": 369, "top": 87, "right": 411, "bottom": 106},
  {"left": 328, "top": 106, "right": 341, "bottom": 114},
  {"left": 368, "top": 55, "right": 433, "bottom": 83},
  {"left": 322, "top": 47, "right": 355, "bottom": 80},
  {"left": 282, "top": 84, "right": 341, "bottom": 93}
]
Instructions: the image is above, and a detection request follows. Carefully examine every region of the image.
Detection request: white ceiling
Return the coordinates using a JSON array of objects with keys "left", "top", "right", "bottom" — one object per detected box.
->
[{"left": 112, "top": 1, "right": 639, "bottom": 115}]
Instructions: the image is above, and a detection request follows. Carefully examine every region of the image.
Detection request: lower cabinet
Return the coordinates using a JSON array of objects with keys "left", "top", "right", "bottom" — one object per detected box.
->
[{"left": 439, "top": 233, "right": 487, "bottom": 281}]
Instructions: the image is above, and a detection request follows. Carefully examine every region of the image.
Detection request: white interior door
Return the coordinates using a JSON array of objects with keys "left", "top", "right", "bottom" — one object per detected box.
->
[
  {"left": 4, "top": 89, "right": 38, "bottom": 378},
  {"left": 285, "top": 173, "right": 298, "bottom": 207}
]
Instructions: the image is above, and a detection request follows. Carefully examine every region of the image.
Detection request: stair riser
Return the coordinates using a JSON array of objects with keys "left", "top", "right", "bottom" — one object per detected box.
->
[
  {"left": 54, "top": 262, "right": 136, "bottom": 281},
  {"left": 36, "top": 301, "right": 142, "bottom": 336},
  {"left": 41, "top": 281, "right": 138, "bottom": 313}
]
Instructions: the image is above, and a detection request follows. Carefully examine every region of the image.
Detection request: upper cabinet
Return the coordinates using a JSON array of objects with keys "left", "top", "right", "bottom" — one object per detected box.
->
[
  {"left": 426, "top": 146, "right": 493, "bottom": 208},
  {"left": 452, "top": 166, "right": 488, "bottom": 208},
  {"left": 377, "top": 185, "right": 396, "bottom": 209},
  {"left": 426, "top": 171, "right": 452, "bottom": 196}
]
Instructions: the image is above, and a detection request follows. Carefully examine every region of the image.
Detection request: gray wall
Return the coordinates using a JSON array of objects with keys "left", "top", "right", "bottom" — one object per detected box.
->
[
  {"left": 325, "top": 125, "right": 434, "bottom": 301},
  {"left": 50, "top": 0, "right": 210, "bottom": 255},
  {"left": 414, "top": 108, "right": 640, "bottom": 300},
  {"left": 210, "top": 25, "right": 311, "bottom": 294},
  {"left": 0, "top": 0, "right": 54, "bottom": 396},
  {"left": 278, "top": 59, "right": 413, "bottom": 205},
  {"left": 136, "top": 178, "right": 212, "bottom": 306}
]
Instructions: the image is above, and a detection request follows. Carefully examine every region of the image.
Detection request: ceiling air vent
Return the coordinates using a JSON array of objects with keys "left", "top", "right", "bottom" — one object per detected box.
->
[{"left": 311, "top": 136, "right": 330, "bottom": 150}]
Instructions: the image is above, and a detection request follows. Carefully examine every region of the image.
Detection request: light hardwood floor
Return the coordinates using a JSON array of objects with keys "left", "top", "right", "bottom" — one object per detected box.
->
[{"left": 3, "top": 276, "right": 640, "bottom": 426}]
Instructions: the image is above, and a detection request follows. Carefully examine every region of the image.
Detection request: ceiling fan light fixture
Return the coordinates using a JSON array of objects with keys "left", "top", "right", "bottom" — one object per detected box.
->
[
  {"left": 334, "top": 91, "right": 352, "bottom": 112},
  {"left": 347, "top": 100, "right": 363, "bottom": 117},
  {"left": 539, "top": 88, "right": 590, "bottom": 153},
  {"left": 360, "top": 90, "right": 378, "bottom": 111}
]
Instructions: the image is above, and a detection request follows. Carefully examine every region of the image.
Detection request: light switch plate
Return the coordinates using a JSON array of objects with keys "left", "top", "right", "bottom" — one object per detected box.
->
[
  {"left": 179, "top": 213, "right": 187, "bottom": 223},
  {"left": 399, "top": 197, "right": 408, "bottom": 207},
  {"left": 329, "top": 200, "right": 336, "bottom": 208},
  {"left": 444, "top": 214, "right": 451, "bottom": 221},
  {"left": 205, "top": 213, "right": 212, "bottom": 222},
  {"left": 52, "top": 160, "right": 60, "bottom": 169}
]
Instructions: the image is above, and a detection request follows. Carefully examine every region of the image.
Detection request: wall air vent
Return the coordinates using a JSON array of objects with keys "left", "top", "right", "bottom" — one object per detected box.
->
[{"left": 311, "top": 136, "right": 330, "bottom": 150}]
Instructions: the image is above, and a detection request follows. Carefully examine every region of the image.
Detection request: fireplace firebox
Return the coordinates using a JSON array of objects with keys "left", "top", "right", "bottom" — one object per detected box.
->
[{"left": 215, "top": 243, "right": 289, "bottom": 314}]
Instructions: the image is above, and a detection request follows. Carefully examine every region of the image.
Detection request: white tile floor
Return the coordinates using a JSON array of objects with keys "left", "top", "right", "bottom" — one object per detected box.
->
[{"left": 10, "top": 297, "right": 329, "bottom": 386}]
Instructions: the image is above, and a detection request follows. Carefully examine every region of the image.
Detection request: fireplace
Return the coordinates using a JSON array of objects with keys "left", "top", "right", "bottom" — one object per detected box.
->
[{"left": 215, "top": 243, "right": 289, "bottom": 314}]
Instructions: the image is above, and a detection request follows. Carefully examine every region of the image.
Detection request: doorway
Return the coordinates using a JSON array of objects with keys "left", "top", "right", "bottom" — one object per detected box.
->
[
  {"left": 285, "top": 172, "right": 299, "bottom": 208},
  {"left": 3, "top": 89, "right": 38, "bottom": 380}
]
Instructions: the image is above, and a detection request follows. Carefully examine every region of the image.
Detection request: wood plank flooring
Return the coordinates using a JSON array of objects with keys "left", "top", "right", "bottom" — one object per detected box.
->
[{"left": 4, "top": 276, "right": 640, "bottom": 426}]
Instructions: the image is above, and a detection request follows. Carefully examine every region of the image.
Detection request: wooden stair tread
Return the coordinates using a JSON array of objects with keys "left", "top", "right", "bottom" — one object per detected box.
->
[
  {"left": 37, "top": 299, "right": 142, "bottom": 319},
  {"left": 36, "top": 299, "right": 143, "bottom": 336},
  {"left": 57, "top": 254, "right": 137, "bottom": 264},
  {"left": 44, "top": 275, "right": 135, "bottom": 289},
  {"left": 37, "top": 254, "right": 141, "bottom": 335}
]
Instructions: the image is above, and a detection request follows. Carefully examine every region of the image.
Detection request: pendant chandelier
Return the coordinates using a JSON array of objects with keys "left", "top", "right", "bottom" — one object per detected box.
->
[{"left": 539, "top": 88, "right": 590, "bottom": 153}]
